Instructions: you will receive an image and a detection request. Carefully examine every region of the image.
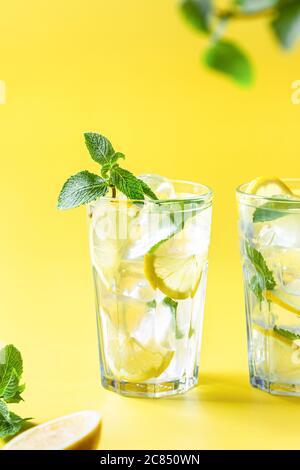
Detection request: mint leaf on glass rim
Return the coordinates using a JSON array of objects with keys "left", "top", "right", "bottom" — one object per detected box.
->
[
  {"left": 58, "top": 132, "right": 158, "bottom": 209},
  {"left": 57, "top": 171, "right": 108, "bottom": 209},
  {"left": 110, "top": 165, "right": 145, "bottom": 200}
]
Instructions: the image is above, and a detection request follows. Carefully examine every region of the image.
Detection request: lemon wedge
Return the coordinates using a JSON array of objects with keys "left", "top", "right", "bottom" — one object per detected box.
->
[
  {"left": 246, "top": 177, "right": 294, "bottom": 197},
  {"left": 2, "top": 411, "right": 102, "bottom": 450},
  {"left": 107, "top": 333, "right": 174, "bottom": 382},
  {"left": 266, "top": 289, "right": 300, "bottom": 316},
  {"left": 144, "top": 218, "right": 204, "bottom": 300}
]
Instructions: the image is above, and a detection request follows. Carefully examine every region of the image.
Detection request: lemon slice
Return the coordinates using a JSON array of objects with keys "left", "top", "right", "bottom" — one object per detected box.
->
[
  {"left": 246, "top": 177, "right": 294, "bottom": 197},
  {"left": 144, "top": 222, "right": 203, "bottom": 300},
  {"left": 107, "top": 333, "right": 174, "bottom": 382},
  {"left": 253, "top": 324, "right": 290, "bottom": 345},
  {"left": 266, "top": 289, "right": 300, "bottom": 316},
  {"left": 2, "top": 411, "right": 101, "bottom": 450}
]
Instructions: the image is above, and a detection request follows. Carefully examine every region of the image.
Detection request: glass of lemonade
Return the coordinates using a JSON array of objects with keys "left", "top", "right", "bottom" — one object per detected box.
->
[
  {"left": 88, "top": 175, "right": 213, "bottom": 397},
  {"left": 237, "top": 178, "right": 300, "bottom": 396}
]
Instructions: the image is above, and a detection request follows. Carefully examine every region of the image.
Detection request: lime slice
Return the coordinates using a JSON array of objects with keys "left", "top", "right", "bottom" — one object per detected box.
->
[
  {"left": 266, "top": 289, "right": 300, "bottom": 316},
  {"left": 2, "top": 411, "right": 102, "bottom": 450},
  {"left": 144, "top": 216, "right": 204, "bottom": 300},
  {"left": 107, "top": 333, "right": 174, "bottom": 382},
  {"left": 246, "top": 177, "right": 294, "bottom": 197}
]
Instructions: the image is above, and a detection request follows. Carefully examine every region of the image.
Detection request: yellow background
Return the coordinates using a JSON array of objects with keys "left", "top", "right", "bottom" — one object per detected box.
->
[{"left": 1, "top": 0, "right": 300, "bottom": 450}]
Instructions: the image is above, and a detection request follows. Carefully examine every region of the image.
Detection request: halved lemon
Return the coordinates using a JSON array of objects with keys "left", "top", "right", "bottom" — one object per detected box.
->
[
  {"left": 246, "top": 177, "right": 294, "bottom": 197},
  {"left": 266, "top": 289, "right": 300, "bottom": 316},
  {"left": 2, "top": 411, "right": 102, "bottom": 450},
  {"left": 107, "top": 333, "right": 174, "bottom": 382}
]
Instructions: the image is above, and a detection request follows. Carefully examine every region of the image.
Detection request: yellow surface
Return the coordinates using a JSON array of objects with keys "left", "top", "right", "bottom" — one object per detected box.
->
[{"left": 0, "top": 0, "right": 300, "bottom": 450}]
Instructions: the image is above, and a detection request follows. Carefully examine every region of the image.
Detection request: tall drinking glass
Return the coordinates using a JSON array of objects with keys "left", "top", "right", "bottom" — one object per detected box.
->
[
  {"left": 88, "top": 179, "right": 212, "bottom": 397},
  {"left": 237, "top": 179, "right": 300, "bottom": 395}
]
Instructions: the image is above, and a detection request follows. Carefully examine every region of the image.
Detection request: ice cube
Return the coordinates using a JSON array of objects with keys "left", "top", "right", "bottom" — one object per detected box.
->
[
  {"left": 138, "top": 173, "right": 176, "bottom": 200},
  {"left": 124, "top": 204, "right": 177, "bottom": 259},
  {"left": 115, "top": 259, "right": 157, "bottom": 301},
  {"left": 255, "top": 214, "right": 300, "bottom": 249}
]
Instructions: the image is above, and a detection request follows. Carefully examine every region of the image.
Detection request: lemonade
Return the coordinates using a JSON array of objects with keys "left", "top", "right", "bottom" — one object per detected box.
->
[
  {"left": 89, "top": 177, "right": 212, "bottom": 397},
  {"left": 58, "top": 133, "right": 213, "bottom": 397},
  {"left": 237, "top": 178, "right": 300, "bottom": 396}
]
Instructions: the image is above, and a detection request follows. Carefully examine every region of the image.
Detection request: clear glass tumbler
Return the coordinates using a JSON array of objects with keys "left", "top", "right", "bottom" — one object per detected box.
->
[
  {"left": 88, "top": 180, "right": 213, "bottom": 397},
  {"left": 237, "top": 179, "right": 300, "bottom": 396}
]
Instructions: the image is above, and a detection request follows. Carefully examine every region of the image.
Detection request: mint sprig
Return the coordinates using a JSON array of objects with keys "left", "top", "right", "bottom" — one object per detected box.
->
[
  {"left": 0, "top": 344, "right": 29, "bottom": 438},
  {"left": 245, "top": 241, "right": 276, "bottom": 301},
  {"left": 57, "top": 132, "right": 158, "bottom": 209},
  {"left": 163, "top": 297, "right": 185, "bottom": 340}
]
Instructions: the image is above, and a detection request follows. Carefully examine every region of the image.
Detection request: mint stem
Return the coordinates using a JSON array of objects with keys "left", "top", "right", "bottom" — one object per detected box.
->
[{"left": 111, "top": 185, "right": 116, "bottom": 198}]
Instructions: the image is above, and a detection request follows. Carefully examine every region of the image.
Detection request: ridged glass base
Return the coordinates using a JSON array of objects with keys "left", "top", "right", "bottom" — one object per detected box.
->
[
  {"left": 250, "top": 375, "right": 300, "bottom": 397},
  {"left": 101, "top": 375, "right": 198, "bottom": 398}
]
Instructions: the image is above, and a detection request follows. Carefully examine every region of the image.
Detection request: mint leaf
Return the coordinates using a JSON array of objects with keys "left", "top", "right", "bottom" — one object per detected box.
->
[
  {"left": 235, "top": 0, "right": 278, "bottom": 13},
  {"left": 245, "top": 242, "right": 276, "bottom": 300},
  {"left": 180, "top": 0, "right": 212, "bottom": 33},
  {"left": 138, "top": 179, "right": 159, "bottom": 200},
  {"left": 111, "top": 166, "right": 145, "bottom": 200},
  {"left": 57, "top": 171, "right": 108, "bottom": 209},
  {"left": 253, "top": 199, "right": 300, "bottom": 223},
  {"left": 84, "top": 132, "right": 114, "bottom": 165},
  {"left": 0, "top": 345, "right": 23, "bottom": 398},
  {"left": 274, "top": 326, "right": 300, "bottom": 342},
  {"left": 0, "top": 344, "right": 28, "bottom": 439},
  {"left": 203, "top": 40, "right": 254, "bottom": 87},
  {"left": 0, "top": 412, "right": 25, "bottom": 439},
  {"left": 271, "top": 1, "right": 300, "bottom": 49},
  {"left": 250, "top": 275, "right": 264, "bottom": 302},
  {"left": 0, "top": 400, "right": 10, "bottom": 421},
  {"left": 163, "top": 297, "right": 185, "bottom": 339}
]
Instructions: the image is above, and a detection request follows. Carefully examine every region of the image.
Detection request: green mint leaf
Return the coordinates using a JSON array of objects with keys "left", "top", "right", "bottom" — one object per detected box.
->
[
  {"left": 147, "top": 300, "right": 157, "bottom": 309},
  {"left": 271, "top": 2, "right": 300, "bottom": 49},
  {"left": 138, "top": 179, "right": 159, "bottom": 200},
  {"left": 235, "top": 0, "right": 278, "bottom": 13},
  {"left": 110, "top": 166, "right": 145, "bottom": 200},
  {"left": 249, "top": 274, "right": 264, "bottom": 302},
  {"left": 245, "top": 241, "right": 276, "bottom": 293},
  {"left": 0, "top": 400, "right": 10, "bottom": 421},
  {"left": 274, "top": 326, "right": 300, "bottom": 342},
  {"left": 110, "top": 152, "right": 125, "bottom": 165},
  {"left": 84, "top": 132, "right": 115, "bottom": 165},
  {"left": 253, "top": 199, "right": 300, "bottom": 223},
  {"left": 203, "top": 40, "right": 254, "bottom": 87},
  {"left": 0, "top": 412, "right": 25, "bottom": 439},
  {"left": 163, "top": 297, "right": 185, "bottom": 339},
  {"left": 2, "top": 370, "right": 20, "bottom": 403},
  {"left": 180, "top": 0, "right": 212, "bottom": 33},
  {"left": 0, "top": 345, "right": 23, "bottom": 398},
  {"left": 57, "top": 171, "right": 108, "bottom": 209}
]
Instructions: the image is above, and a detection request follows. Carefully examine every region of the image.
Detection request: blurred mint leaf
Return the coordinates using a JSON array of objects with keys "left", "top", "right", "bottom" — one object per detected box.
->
[
  {"left": 271, "top": 1, "right": 300, "bottom": 48},
  {"left": 180, "top": 0, "right": 212, "bottom": 33},
  {"left": 236, "top": 0, "right": 278, "bottom": 13},
  {"left": 111, "top": 166, "right": 145, "bottom": 200},
  {"left": 57, "top": 171, "right": 108, "bottom": 209},
  {"left": 203, "top": 39, "right": 254, "bottom": 86},
  {"left": 84, "top": 132, "right": 115, "bottom": 165}
]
